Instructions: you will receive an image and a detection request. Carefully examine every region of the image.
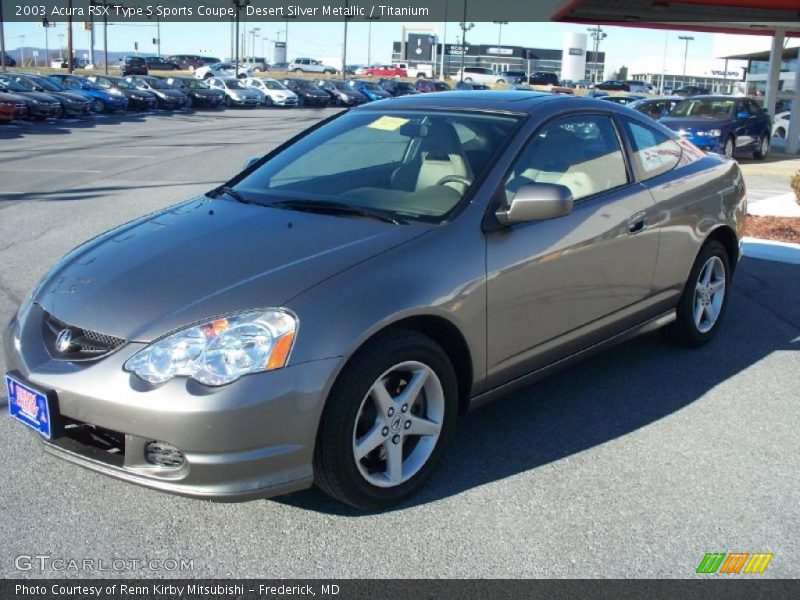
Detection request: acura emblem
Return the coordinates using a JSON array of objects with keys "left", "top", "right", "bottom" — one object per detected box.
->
[{"left": 55, "top": 329, "right": 75, "bottom": 353}]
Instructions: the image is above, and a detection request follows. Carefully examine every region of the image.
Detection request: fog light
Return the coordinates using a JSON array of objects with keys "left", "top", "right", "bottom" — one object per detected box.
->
[{"left": 145, "top": 441, "right": 185, "bottom": 467}]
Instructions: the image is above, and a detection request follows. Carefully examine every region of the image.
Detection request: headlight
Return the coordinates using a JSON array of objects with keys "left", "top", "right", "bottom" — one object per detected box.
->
[
  {"left": 109, "top": 88, "right": 123, "bottom": 96},
  {"left": 30, "top": 98, "right": 42, "bottom": 105},
  {"left": 697, "top": 129, "right": 722, "bottom": 137},
  {"left": 124, "top": 310, "right": 297, "bottom": 386}
]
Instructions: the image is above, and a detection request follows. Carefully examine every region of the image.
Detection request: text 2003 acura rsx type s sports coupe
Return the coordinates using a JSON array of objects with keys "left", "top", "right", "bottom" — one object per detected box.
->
[{"left": 4, "top": 92, "right": 746, "bottom": 510}]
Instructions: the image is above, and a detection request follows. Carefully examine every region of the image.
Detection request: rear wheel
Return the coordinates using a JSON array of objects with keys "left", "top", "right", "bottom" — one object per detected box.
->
[
  {"left": 314, "top": 330, "right": 458, "bottom": 510},
  {"left": 293, "top": 68, "right": 304, "bottom": 73},
  {"left": 753, "top": 133, "right": 770, "bottom": 160},
  {"left": 91, "top": 99, "right": 105, "bottom": 113},
  {"left": 774, "top": 127, "right": 786, "bottom": 139},
  {"left": 664, "top": 240, "right": 730, "bottom": 347}
]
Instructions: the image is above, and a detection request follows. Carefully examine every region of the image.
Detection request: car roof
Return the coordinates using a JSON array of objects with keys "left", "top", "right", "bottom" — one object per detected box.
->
[{"left": 356, "top": 90, "right": 581, "bottom": 114}]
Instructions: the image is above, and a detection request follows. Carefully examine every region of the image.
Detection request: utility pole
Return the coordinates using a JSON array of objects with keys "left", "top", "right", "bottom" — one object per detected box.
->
[
  {"left": 0, "top": 0, "right": 6, "bottom": 72},
  {"left": 679, "top": 35, "right": 694, "bottom": 79},
  {"left": 458, "top": 0, "right": 473, "bottom": 82},
  {"left": 67, "top": 0, "right": 74, "bottom": 73}
]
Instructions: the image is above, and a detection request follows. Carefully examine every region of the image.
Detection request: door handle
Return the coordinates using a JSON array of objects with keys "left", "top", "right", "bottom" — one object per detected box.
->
[{"left": 627, "top": 213, "right": 646, "bottom": 234}]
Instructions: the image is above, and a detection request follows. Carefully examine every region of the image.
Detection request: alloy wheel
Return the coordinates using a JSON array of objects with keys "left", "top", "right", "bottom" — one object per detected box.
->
[
  {"left": 92, "top": 99, "right": 104, "bottom": 113},
  {"left": 760, "top": 135, "right": 769, "bottom": 158},
  {"left": 352, "top": 361, "right": 444, "bottom": 488},
  {"left": 693, "top": 256, "right": 726, "bottom": 333},
  {"left": 724, "top": 137, "right": 734, "bottom": 158}
]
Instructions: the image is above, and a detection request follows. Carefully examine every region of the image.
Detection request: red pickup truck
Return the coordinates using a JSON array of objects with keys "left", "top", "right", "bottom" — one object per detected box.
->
[{"left": 363, "top": 65, "right": 408, "bottom": 78}]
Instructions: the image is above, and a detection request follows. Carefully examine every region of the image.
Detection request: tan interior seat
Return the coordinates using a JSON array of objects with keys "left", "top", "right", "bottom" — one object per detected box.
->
[{"left": 414, "top": 122, "right": 472, "bottom": 192}]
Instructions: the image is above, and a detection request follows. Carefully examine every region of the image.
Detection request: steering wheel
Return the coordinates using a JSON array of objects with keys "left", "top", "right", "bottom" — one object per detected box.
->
[{"left": 436, "top": 175, "right": 473, "bottom": 188}]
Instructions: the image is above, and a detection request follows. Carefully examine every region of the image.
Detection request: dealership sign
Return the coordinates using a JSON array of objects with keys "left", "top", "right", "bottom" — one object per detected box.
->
[
  {"left": 487, "top": 47, "right": 514, "bottom": 55},
  {"left": 446, "top": 44, "right": 469, "bottom": 55}
]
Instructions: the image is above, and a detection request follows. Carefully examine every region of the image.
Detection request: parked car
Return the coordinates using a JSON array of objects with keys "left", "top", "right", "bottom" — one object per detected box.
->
[
  {"left": 661, "top": 95, "right": 771, "bottom": 159},
  {"left": 288, "top": 57, "right": 338, "bottom": 74},
  {"left": 585, "top": 89, "right": 610, "bottom": 98},
  {"left": 4, "top": 92, "right": 745, "bottom": 510},
  {"left": 363, "top": 65, "right": 407, "bottom": 79},
  {"left": 206, "top": 77, "right": 261, "bottom": 107},
  {"left": 0, "top": 75, "right": 62, "bottom": 119},
  {"left": 87, "top": 74, "right": 159, "bottom": 111},
  {"left": 164, "top": 76, "right": 226, "bottom": 109},
  {"left": 315, "top": 79, "right": 367, "bottom": 106},
  {"left": 8, "top": 74, "right": 92, "bottom": 117},
  {"left": 599, "top": 94, "right": 647, "bottom": 106},
  {"left": 280, "top": 79, "right": 332, "bottom": 106},
  {"left": 771, "top": 111, "right": 797, "bottom": 141},
  {"left": 1, "top": 54, "right": 16, "bottom": 67},
  {"left": 628, "top": 96, "right": 684, "bottom": 121},
  {"left": 195, "top": 62, "right": 253, "bottom": 80},
  {"left": 51, "top": 56, "right": 89, "bottom": 69},
  {"left": 271, "top": 62, "right": 290, "bottom": 72},
  {"left": 120, "top": 56, "right": 148, "bottom": 77},
  {"left": 415, "top": 79, "right": 451, "bottom": 93},
  {"left": 501, "top": 70, "right": 529, "bottom": 84},
  {"left": 457, "top": 67, "right": 507, "bottom": 85},
  {"left": 124, "top": 75, "right": 189, "bottom": 110},
  {"left": 144, "top": 56, "right": 180, "bottom": 71},
  {"left": 391, "top": 62, "right": 434, "bottom": 79},
  {"left": 456, "top": 81, "right": 490, "bottom": 90},
  {"left": 46, "top": 74, "right": 129, "bottom": 113},
  {"left": 348, "top": 80, "right": 392, "bottom": 102},
  {"left": 673, "top": 86, "right": 711, "bottom": 97},
  {"left": 594, "top": 80, "right": 648, "bottom": 93},
  {"left": 242, "top": 57, "right": 269, "bottom": 73},
  {"left": 165, "top": 55, "right": 221, "bottom": 71},
  {"left": 0, "top": 90, "right": 28, "bottom": 121},
  {"left": 379, "top": 80, "right": 420, "bottom": 97},
  {"left": 528, "top": 72, "right": 560, "bottom": 86},
  {"left": 241, "top": 78, "right": 298, "bottom": 107}
]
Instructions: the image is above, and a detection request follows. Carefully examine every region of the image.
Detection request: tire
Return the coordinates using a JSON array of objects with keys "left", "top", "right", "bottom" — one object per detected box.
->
[
  {"left": 664, "top": 240, "right": 731, "bottom": 347},
  {"left": 774, "top": 127, "right": 786, "bottom": 139},
  {"left": 723, "top": 135, "right": 735, "bottom": 158},
  {"left": 496, "top": 79, "right": 506, "bottom": 85},
  {"left": 323, "top": 69, "right": 334, "bottom": 75},
  {"left": 753, "top": 133, "right": 770, "bottom": 160},
  {"left": 264, "top": 96, "right": 273, "bottom": 107},
  {"left": 91, "top": 99, "right": 105, "bottom": 113},
  {"left": 297, "top": 95, "right": 305, "bottom": 107},
  {"left": 464, "top": 77, "right": 473, "bottom": 82},
  {"left": 225, "top": 96, "right": 233, "bottom": 107},
  {"left": 314, "top": 330, "right": 458, "bottom": 510},
  {"left": 293, "top": 68, "right": 304, "bottom": 73}
]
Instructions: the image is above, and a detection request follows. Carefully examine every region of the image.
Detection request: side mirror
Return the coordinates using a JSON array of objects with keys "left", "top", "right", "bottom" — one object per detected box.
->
[
  {"left": 495, "top": 183, "right": 574, "bottom": 226},
  {"left": 243, "top": 156, "right": 260, "bottom": 170}
]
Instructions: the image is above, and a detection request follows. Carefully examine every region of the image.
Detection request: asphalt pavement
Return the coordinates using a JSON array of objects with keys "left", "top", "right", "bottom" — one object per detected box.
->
[{"left": 0, "top": 109, "right": 798, "bottom": 579}]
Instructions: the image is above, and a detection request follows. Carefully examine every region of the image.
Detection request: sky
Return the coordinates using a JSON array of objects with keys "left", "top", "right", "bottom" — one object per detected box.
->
[{"left": 1, "top": 19, "right": 779, "bottom": 76}]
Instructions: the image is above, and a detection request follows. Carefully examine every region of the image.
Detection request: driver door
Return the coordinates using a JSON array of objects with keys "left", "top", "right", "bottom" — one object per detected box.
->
[{"left": 485, "top": 113, "right": 659, "bottom": 387}]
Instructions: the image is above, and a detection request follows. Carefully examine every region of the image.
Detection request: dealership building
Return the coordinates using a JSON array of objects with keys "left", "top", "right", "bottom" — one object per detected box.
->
[{"left": 391, "top": 31, "right": 604, "bottom": 80}]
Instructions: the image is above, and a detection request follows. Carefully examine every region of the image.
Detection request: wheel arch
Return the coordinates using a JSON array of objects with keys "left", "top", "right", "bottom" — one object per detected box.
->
[{"left": 706, "top": 224, "right": 739, "bottom": 275}]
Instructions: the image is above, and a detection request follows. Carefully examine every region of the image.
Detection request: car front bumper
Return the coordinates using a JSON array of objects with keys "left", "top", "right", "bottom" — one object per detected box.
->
[
  {"left": 3, "top": 303, "right": 340, "bottom": 500},
  {"left": 27, "top": 103, "right": 61, "bottom": 118}
]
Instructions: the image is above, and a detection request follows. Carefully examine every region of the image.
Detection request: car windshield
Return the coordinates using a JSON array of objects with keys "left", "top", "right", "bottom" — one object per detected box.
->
[
  {"left": 0, "top": 77, "right": 27, "bottom": 92},
  {"left": 262, "top": 80, "right": 285, "bottom": 90},
  {"left": 144, "top": 78, "right": 169, "bottom": 90},
  {"left": 670, "top": 98, "right": 734, "bottom": 119},
  {"left": 224, "top": 80, "right": 245, "bottom": 89},
  {"left": 360, "top": 82, "right": 381, "bottom": 90},
  {"left": 230, "top": 110, "right": 520, "bottom": 222},
  {"left": 109, "top": 78, "right": 135, "bottom": 89},
  {"left": 433, "top": 82, "right": 449, "bottom": 91},
  {"left": 332, "top": 81, "right": 349, "bottom": 91}
]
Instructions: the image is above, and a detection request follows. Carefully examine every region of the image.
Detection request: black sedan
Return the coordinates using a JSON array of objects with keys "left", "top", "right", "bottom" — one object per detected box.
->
[
  {"left": 144, "top": 56, "right": 180, "bottom": 71},
  {"left": 280, "top": 79, "right": 331, "bottom": 106},
  {"left": 315, "top": 79, "right": 366, "bottom": 105},
  {"left": 379, "top": 80, "right": 420, "bottom": 97},
  {"left": 0, "top": 74, "right": 62, "bottom": 119},
  {"left": 88, "top": 75, "right": 159, "bottom": 111},
  {"left": 125, "top": 75, "right": 190, "bottom": 110},
  {"left": 8, "top": 73, "right": 92, "bottom": 117},
  {"left": 599, "top": 94, "right": 647, "bottom": 106},
  {"left": 164, "top": 77, "right": 226, "bottom": 109}
]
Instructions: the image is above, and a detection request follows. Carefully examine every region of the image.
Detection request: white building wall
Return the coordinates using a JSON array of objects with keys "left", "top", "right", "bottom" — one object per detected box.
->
[{"left": 561, "top": 32, "right": 587, "bottom": 81}]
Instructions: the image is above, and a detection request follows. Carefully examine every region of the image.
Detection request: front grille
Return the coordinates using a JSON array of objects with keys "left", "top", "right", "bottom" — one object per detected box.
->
[
  {"left": 59, "top": 416, "right": 126, "bottom": 467},
  {"left": 43, "top": 311, "right": 126, "bottom": 360}
]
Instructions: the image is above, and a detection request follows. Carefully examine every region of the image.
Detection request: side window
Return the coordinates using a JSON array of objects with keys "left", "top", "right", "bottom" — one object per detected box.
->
[
  {"left": 623, "top": 118, "right": 682, "bottom": 180},
  {"left": 503, "top": 114, "right": 628, "bottom": 203}
]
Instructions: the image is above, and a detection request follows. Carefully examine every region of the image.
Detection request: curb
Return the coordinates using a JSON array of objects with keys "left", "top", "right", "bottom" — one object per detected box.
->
[{"left": 742, "top": 237, "right": 800, "bottom": 265}]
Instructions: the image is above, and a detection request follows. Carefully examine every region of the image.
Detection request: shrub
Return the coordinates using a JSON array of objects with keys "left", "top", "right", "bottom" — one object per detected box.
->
[{"left": 792, "top": 171, "right": 800, "bottom": 206}]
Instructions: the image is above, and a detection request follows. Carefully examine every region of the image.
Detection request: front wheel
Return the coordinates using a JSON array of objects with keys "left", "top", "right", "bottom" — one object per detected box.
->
[
  {"left": 723, "top": 135, "right": 735, "bottom": 158},
  {"left": 753, "top": 133, "right": 770, "bottom": 160},
  {"left": 664, "top": 240, "right": 730, "bottom": 347},
  {"left": 314, "top": 330, "right": 458, "bottom": 510},
  {"left": 91, "top": 99, "right": 105, "bottom": 113},
  {"left": 774, "top": 127, "right": 786, "bottom": 139}
]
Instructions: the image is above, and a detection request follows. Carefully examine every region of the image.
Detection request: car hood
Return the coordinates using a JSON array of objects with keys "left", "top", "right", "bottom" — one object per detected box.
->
[
  {"left": 191, "top": 88, "right": 222, "bottom": 96},
  {"left": 35, "top": 197, "right": 428, "bottom": 342},
  {"left": 19, "top": 91, "right": 61, "bottom": 103},
  {"left": 50, "top": 91, "right": 89, "bottom": 103},
  {"left": 660, "top": 116, "right": 733, "bottom": 131}
]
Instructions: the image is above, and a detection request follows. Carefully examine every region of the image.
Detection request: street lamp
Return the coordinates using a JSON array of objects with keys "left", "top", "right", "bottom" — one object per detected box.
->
[
  {"left": 250, "top": 27, "right": 260, "bottom": 60},
  {"left": 57, "top": 33, "right": 65, "bottom": 60},
  {"left": 492, "top": 21, "right": 508, "bottom": 51},
  {"left": 231, "top": 0, "right": 251, "bottom": 74},
  {"left": 587, "top": 25, "right": 607, "bottom": 83},
  {"left": 19, "top": 34, "right": 25, "bottom": 67},
  {"left": 458, "top": 0, "right": 474, "bottom": 82},
  {"left": 678, "top": 35, "right": 694, "bottom": 79}
]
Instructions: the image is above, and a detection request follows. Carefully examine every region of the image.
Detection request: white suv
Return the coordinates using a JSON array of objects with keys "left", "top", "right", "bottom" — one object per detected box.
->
[
  {"left": 289, "top": 58, "right": 338, "bottom": 74},
  {"left": 457, "top": 67, "right": 507, "bottom": 85}
]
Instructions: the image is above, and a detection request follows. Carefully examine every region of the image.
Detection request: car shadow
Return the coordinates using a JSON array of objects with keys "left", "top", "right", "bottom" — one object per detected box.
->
[{"left": 273, "top": 257, "right": 800, "bottom": 515}]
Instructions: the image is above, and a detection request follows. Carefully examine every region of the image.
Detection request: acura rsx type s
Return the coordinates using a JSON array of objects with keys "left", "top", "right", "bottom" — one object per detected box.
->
[{"left": 4, "top": 92, "right": 746, "bottom": 510}]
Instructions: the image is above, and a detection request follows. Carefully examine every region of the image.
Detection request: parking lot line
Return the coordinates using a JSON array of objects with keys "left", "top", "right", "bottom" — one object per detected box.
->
[{"left": 0, "top": 168, "right": 102, "bottom": 174}]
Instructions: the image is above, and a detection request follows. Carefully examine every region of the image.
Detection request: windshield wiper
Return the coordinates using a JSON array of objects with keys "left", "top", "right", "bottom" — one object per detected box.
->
[
  {"left": 211, "top": 185, "right": 251, "bottom": 205},
  {"left": 273, "top": 199, "right": 406, "bottom": 225}
]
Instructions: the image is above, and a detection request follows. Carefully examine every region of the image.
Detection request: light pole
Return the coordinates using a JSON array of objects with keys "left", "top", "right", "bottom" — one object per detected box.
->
[
  {"left": 458, "top": 0, "right": 474, "bottom": 82},
  {"left": 0, "top": 0, "right": 6, "bottom": 72},
  {"left": 678, "top": 35, "right": 694, "bottom": 79},
  {"left": 250, "top": 27, "right": 260, "bottom": 60},
  {"left": 231, "top": 0, "right": 251, "bottom": 75},
  {"left": 57, "top": 33, "right": 64, "bottom": 60},
  {"left": 493, "top": 21, "right": 507, "bottom": 50},
  {"left": 440, "top": 0, "right": 448, "bottom": 78},
  {"left": 587, "top": 25, "right": 607, "bottom": 83},
  {"left": 341, "top": 0, "right": 350, "bottom": 76},
  {"left": 18, "top": 34, "right": 24, "bottom": 67}
]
